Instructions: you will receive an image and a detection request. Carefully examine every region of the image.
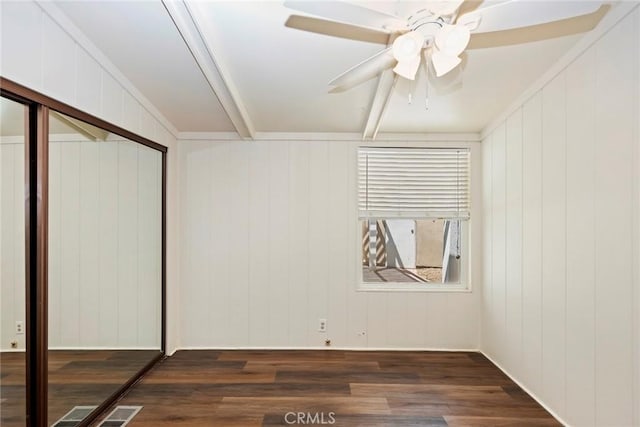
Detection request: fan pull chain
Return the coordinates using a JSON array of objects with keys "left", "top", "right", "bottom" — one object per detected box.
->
[
  {"left": 423, "top": 49, "right": 430, "bottom": 110},
  {"left": 425, "top": 69, "right": 430, "bottom": 110},
  {"left": 408, "top": 92, "right": 413, "bottom": 105}
]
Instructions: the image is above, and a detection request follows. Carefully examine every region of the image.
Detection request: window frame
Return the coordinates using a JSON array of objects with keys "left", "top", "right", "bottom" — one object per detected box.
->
[{"left": 356, "top": 144, "right": 473, "bottom": 293}]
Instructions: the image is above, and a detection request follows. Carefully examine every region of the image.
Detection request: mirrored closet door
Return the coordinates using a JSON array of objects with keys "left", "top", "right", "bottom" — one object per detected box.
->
[
  {"left": 46, "top": 111, "right": 163, "bottom": 426},
  {"left": 1, "top": 78, "right": 166, "bottom": 427},
  {"left": 0, "top": 94, "right": 28, "bottom": 427}
]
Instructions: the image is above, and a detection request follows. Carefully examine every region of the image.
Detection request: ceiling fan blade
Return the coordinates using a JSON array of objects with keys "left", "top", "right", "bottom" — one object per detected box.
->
[
  {"left": 285, "top": 15, "right": 391, "bottom": 44},
  {"left": 284, "top": 1, "right": 405, "bottom": 30},
  {"left": 467, "top": 4, "right": 610, "bottom": 49},
  {"left": 456, "top": 0, "right": 485, "bottom": 19},
  {"left": 329, "top": 47, "right": 396, "bottom": 93},
  {"left": 427, "top": 0, "right": 466, "bottom": 17},
  {"left": 461, "top": 0, "right": 605, "bottom": 34}
]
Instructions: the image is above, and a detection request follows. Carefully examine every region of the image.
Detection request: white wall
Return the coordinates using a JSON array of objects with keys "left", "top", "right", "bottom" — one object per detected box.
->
[
  {"left": 0, "top": 136, "right": 163, "bottom": 351},
  {"left": 48, "top": 137, "right": 162, "bottom": 349},
  {"left": 0, "top": 0, "right": 180, "bottom": 353},
  {"left": 178, "top": 137, "right": 481, "bottom": 349},
  {"left": 481, "top": 6, "right": 640, "bottom": 426},
  {"left": 0, "top": 138, "right": 26, "bottom": 351},
  {"left": 0, "top": 1, "right": 175, "bottom": 147}
]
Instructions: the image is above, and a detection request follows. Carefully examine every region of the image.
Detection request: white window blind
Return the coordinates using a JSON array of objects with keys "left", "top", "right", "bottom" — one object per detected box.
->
[{"left": 358, "top": 147, "right": 470, "bottom": 219}]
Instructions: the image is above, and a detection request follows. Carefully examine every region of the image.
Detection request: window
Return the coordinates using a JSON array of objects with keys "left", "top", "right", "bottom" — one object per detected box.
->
[{"left": 358, "top": 147, "right": 470, "bottom": 290}]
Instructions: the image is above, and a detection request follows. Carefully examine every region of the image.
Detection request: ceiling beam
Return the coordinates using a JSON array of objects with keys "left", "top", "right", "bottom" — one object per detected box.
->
[
  {"left": 362, "top": 71, "right": 397, "bottom": 140},
  {"left": 362, "top": 35, "right": 398, "bottom": 140},
  {"left": 51, "top": 111, "right": 110, "bottom": 141},
  {"left": 162, "top": 0, "right": 255, "bottom": 139}
]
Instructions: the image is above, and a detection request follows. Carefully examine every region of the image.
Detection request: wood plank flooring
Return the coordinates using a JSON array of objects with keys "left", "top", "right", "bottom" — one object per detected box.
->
[
  {"left": 113, "top": 350, "right": 560, "bottom": 426},
  {"left": 0, "top": 352, "right": 26, "bottom": 427},
  {"left": 0, "top": 350, "right": 159, "bottom": 427}
]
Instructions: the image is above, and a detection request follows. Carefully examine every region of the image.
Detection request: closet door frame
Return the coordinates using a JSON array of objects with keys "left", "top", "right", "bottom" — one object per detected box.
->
[{"left": 1, "top": 77, "right": 167, "bottom": 427}]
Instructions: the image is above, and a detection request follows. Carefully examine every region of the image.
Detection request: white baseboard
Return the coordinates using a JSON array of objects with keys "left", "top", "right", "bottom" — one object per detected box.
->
[
  {"left": 49, "top": 346, "right": 161, "bottom": 351},
  {"left": 173, "top": 346, "right": 479, "bottom": 352},
  {"left": 2, "top": 346, "right": 160, "bottom": 352},
  {"left": 480, "top": 351, "right": 568, "bottom": 427}
]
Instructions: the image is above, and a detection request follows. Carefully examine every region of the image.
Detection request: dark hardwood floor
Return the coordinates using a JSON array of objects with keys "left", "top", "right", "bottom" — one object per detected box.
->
[
  {"left": 0, "top": 352, "right": 26, "bottom": 426},
  {"left": 0, "top": 349, "right": 159, "bottom": 427},
  {"left": 111, "top": 350, "right": 560, "bottom": 427}
]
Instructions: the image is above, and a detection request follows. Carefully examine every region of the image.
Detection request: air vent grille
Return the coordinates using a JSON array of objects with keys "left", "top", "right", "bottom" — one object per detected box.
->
[
  {"left": 97, "top": 406, "right": 143, "bottom": 427},
  {"left": 51, "top": 406, "right": 97, "bottom": 427}
]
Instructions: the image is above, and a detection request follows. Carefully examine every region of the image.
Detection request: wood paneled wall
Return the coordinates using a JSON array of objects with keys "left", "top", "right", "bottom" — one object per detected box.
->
[
  {"left": 0, "top": 1, "right": 174, "bottom": 147},
  {"left": 1, "top": 0, "right": 178, "bottom": 352},
  {"left": 48, "top": 138, "right": 162, "bottom": 349},
  {"left": 178, "top": 139, "right": 482, "bottom": 350},
  {"left": 0, "top": 137, "right": 162, "bottom": 350},
  {"left": 0, "top": 139, "right": 26, "bottom": 350},
  {"left": 481, "top": 7, "right": 640, "bottom": 426}
]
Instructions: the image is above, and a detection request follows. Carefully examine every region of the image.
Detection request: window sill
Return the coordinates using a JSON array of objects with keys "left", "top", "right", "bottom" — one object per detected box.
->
[{"left": 358, "top": 283, "right": 471, "bottom": 293}]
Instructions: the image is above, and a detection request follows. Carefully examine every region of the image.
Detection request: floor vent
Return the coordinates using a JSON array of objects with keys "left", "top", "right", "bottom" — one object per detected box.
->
[
  {"left": 52, "top": 406, "right": 97, "bottom": 427},
  {"left": 97, "top": 406, "right": 143, "bottom": 427}
]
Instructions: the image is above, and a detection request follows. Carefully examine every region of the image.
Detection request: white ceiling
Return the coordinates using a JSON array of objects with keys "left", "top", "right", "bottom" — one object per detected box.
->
[
  {"left": 55, "top": 0, "right": 235, "bottom": 132},
  {"left": 51, "top": 0, "right": 600, "bottom": 137}
]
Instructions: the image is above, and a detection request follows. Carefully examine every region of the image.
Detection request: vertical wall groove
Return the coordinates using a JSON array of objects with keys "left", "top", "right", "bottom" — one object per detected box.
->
[
  {"left": 481, "top": 7, "right": 639, "bottom": 426},
  {"left": 178, "top": 139, "right": 481, "bottom": 350}
]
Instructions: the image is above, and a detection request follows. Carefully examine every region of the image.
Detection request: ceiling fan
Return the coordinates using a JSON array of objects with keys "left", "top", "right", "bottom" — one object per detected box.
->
[{"left": 284, "top": 0, "right": 610, "bottom": 93}]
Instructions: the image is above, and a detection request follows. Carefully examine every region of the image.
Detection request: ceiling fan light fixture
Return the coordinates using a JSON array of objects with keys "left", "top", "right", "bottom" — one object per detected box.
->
[
  {"left": 435, "top": 24, "right": 470, "bottom": 57},
  {"left": 431, "top": 50, "right": 462, "bottom": 77},
  {"left": 393, "top": 54, "right": 422, "bottom": 80},
  {"left": 391, "top": 31, "right": 424, "bottom": 80},
  {"left": 392, "top": 31, "right": 424, "bottom": 61}
]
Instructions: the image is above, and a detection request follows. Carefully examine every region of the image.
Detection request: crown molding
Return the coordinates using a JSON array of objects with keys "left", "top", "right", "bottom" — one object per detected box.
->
[{"left": 177, "top": 131, "right": 481, "bottom": 142}]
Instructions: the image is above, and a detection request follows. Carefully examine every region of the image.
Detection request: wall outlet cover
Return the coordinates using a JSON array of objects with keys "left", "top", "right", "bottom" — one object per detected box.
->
[{"left": 318, "top": 318, "right": 327, "bottom": 332}]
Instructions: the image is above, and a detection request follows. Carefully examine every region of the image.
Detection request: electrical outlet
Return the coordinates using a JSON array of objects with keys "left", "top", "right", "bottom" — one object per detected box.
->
[
  {"left": 15, "top": 321, "right": 24, "bottom": 335},
  {"left": 318, "top": 318, "right": 327, "bottom": 332}
]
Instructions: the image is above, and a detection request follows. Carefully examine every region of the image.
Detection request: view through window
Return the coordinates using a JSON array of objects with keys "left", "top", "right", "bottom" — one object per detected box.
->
[
  {"left": 361, "top": 219, "right": 463, "bottom": 284},
  {"left": 358, "top": 147, "right": 470, "bottom": 288}
]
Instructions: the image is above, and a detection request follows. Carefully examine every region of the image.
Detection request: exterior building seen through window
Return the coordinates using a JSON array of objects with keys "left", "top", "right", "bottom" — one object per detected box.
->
[{"left": 358, "top": 147, "right": 470, "bottom": 289}]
